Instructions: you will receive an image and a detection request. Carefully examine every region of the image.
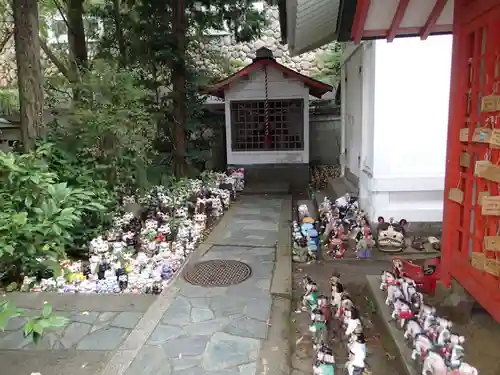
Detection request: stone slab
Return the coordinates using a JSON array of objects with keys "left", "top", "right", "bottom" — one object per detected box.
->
[
  {"left": 255, "top": 296, "right": 292, "bottom": 375},
  {"left": 0, "top": 311, "right": 136, "bottom": 350},
  {"left": 0, "top": 349, "right": 113, "bottom": 375},
  {"left": 5, "top": 293, "right": 156, "bottom": 312},
  {"left": 366, "top": 275, "right": 418, "bottom": 375},
  {"left": 271, "top": 197, "right": 292, "bottom": 298},
  {"left": 100, "top": 196, "right": 285, "bottom": 375}
]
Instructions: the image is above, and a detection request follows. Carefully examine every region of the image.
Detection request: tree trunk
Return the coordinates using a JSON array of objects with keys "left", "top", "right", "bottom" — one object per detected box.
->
[
  {"left": 67, "top": 0, "right": 88, "bottom": 72},
  {"left": 13, "top": 0, "right": 44, "bottom": 151},
  {"left": 172, "top": 0, "right": 187, "bottom": 177},
  {"left": 112, "top": 0, "right": 127, "bottom": 65}
]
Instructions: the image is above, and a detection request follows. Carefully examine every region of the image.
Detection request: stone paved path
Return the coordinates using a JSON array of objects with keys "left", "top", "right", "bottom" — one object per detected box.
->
[
  {"left": 0, "top": 294, "right": 155, "bottom": 375},
  {"left": 124, "top": 196, "right": 283, "bottom": 375}
]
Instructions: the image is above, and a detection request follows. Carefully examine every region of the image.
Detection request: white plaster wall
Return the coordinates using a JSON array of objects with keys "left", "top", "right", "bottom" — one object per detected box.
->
[
  {"left": 224, "top": 66, "right": 310, "bottom": 165},
  {"left": 343, "top": 44, "right": 363, "bottom": 178},
  {"left": 370, "top": 35, "right": 453, "bottom": 222}
]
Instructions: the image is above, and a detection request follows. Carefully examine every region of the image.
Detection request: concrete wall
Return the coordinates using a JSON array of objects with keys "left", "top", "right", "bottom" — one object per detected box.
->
[{"left": 309, "top": 114, "right": 341, "bottom": 165}]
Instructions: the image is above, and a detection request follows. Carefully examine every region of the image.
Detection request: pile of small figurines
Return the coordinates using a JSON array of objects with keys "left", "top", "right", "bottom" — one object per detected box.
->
[
  {"left": 21, "top": 170, "right": 245, "bottom": 294},
  {"left": 381, "top": 261, "right": 478, "bottom": 375},
  {"left": 297, "top": 273, "right": 367, "bottom": 375},
  {"left": 292, "top": 193, "right": 374, "bottom": 262}
]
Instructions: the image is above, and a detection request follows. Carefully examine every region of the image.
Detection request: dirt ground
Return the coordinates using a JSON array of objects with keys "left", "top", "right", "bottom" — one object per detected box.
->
[{"left": 290, "top": 259, "right": 407, "bottom": 375}]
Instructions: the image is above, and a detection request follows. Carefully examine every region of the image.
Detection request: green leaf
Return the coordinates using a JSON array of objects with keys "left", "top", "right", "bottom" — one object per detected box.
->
[
  {"left": 12, "top": 212, "right": 28, "bottom": 226},
  {"left": 42, "top": 304, "right": 52, "bottom": 318},
  {"left": 4, "top": 245, "right": 15, "bottom": 255},
  {"left": 51, "top": 224, "right": 62, "bottom": 236},
  {"left": 24, "top": 319, "right": 35, "bottom": 337},
  {"left": 32, "top": 331, "right": 41, "bottom": 344},
  {"left": 25, "top": 197, "right": 33, "bottom": 207}
]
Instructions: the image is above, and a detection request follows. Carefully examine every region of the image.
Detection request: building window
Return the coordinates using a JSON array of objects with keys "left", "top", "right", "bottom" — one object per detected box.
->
[
  {"left": 47, "top": 16, "right": 102, "bottom": 45},
  {"left": 230, "top": 99, "right": 304, "bottom": 151}
]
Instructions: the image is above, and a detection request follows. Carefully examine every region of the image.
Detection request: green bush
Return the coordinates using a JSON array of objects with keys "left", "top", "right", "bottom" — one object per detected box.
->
[
  {"left": 40, "top": 144, "right": 117, "bottom": 256},
  {"left": 0, "top": 146, "right": 108, "bottom": 282},
  {"left": 47, "top": 60, "right": 158, "bottom": 195}
]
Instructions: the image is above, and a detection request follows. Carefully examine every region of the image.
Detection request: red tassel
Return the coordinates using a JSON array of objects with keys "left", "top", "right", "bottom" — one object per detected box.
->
[{"left": 265, "top": 132, "right": 271, "bottom": 146}]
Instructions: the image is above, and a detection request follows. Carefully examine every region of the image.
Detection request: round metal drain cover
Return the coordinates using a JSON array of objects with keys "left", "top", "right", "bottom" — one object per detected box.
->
[{"left": 184, "top": 260, "right": 252, "bottom": 287}]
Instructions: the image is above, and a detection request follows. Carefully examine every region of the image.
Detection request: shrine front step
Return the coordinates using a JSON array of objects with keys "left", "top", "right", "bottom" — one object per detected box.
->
[{"left": 231, "top": 163, "right": 308, "bottom": 192}]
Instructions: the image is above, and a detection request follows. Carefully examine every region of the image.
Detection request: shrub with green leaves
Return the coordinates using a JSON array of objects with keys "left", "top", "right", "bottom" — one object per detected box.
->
[{"left": 0, "top": 146, "right": 108, "bottom": 281}]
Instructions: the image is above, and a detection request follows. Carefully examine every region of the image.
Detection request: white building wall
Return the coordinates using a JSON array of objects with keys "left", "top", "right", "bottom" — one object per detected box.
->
[
  {"left": 224, "top": 66, "right": 310, "bottom": 165},
  {"left": 342, "top": 35, "right": 453, "bottom": 222},
  {"left": 343, "top": 45, "right": 363, "bottom": 179},
  {"left": 372, "top": 35, "right": 452, "bottom": 222}
]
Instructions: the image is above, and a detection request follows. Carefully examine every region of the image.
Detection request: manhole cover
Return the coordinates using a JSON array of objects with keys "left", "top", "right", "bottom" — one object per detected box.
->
[{"left": 184, "top": 260, "right": 252, "bottom": 287}]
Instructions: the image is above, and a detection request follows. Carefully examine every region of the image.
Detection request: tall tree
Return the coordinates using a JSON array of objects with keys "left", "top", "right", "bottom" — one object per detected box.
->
[
  {"left": 13, "top": 0, "right": 44, "bottom": 151},
  {"left": 67, "top": 0, "right": 88, "bottom": 71},
  {"left": 95, "top": 0, "right": 267, "bottom": 175},
  {"left": 172, "top": 0, "right": 187, "bottom": 177}
]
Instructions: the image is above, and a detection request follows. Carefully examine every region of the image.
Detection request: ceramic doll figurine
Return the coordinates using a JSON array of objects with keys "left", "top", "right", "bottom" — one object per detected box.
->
[
  {"left": 333, "top": 244, "right": 346, "bottom": 259},
  {"left": 313, "top": 345, "right": 336, "bottom": 375},
  {"left": 317, "top": 295, "right": 331, "bottom": 325},
  {"left": 355, "top": 236, "right": 371, "bottom": 259},
  {"left": 346, "top": 333, "right": 367, "bottom": 375},
  {"left": 335, "top": 293, "right": 354, "bottom": 320},
  {"left": 344, "top": 307, "right": 363, "bottom": 338},
  {"left": 309, "top": 308, "right": 328, "bottom": 350},
  {"left": 330, "top": 274, "right": 344, "bottom": 312},
  {"left": 307, "top": 227, "right": 320, "bottom": 261},
  {"left": 301, "top": 276, "right": 319, "bottom": 311}
]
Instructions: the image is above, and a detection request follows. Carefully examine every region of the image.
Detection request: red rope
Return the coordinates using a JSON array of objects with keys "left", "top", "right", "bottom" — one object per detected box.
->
[{"left": 264, "top": 66, "right": 270, "bottom": 147}]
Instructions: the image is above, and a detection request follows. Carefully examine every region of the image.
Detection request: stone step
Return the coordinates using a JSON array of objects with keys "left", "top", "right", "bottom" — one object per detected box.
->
[
  {"left": 241, "top": 182, "right": 290, "bottom": 195},
  {"left": 366, "top": 275, "right": 418, "bottom": 375},
  {"left": 327, "top": 177, "right": 359, "bottom": 199}
]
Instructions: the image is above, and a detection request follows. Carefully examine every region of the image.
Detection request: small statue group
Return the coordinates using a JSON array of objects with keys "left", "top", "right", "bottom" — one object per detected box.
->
[
  {"left": 317, "top": 194, "right": 373, "bottom": 260},
  {"left": 292, "top": 205, "right": 320, "bottom": 263},
  {"left": 298, "top": 273, "right": 367, "bottom": 375},
  {"left": 380, "top": 263, "right": 478, "bottom": 375},
  {"left": 22, "top": 172, "right": 237, "bottom": 294}
]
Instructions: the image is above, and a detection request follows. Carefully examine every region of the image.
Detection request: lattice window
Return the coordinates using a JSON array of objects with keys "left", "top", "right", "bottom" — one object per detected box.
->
[{"left": 230, "top": 99, "right": 304, "bottom": 151}]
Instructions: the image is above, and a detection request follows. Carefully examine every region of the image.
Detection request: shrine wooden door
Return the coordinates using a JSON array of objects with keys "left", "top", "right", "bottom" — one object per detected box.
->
[{"left": 442, "top": 0, "right": 500, "bottom": 322}]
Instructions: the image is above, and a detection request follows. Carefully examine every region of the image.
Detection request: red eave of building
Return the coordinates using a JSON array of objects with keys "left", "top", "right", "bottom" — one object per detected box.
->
[
  {"left": 387, "top": 0, "right": 410, "bottom": 42},
  {"left": 205, "top": 58, "right": 333, "bottom": 99},
  {"left": 347, "top": 0, "right": 453, "bottom": 44},
  {"left": 421, "top": 0, "right": 448, "bottom": 40}
]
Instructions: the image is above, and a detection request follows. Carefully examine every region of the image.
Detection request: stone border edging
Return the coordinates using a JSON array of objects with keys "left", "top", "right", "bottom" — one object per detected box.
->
[
  {"left": 257, "top": 196, "right": 293, "bottom": 375},
  {"left": 365, "top": 275, "right": 418, "bottom": 375},
  {"left": 98, "top": 201, "right": 244, "bottom": 375}
]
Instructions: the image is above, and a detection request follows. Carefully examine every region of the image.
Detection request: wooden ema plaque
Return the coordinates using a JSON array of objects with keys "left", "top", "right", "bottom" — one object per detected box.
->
[
  {"left": 448, "top": 188, "right": 464, "bottom": 204},
  {"left": 484, "top": 258, "right": 500, "bottom": 276},
  {"left": 484, "top": 236, "right": 500, "bottom": 251},
  {"left": 471, "top": 252, "right": 485, "bottom": 270},
  {"left": 472, "top": 128, "right": 492, "bottom": 143},
  {"left": 478, "top": 191, "right": 491, "bottom": 206},
  {"left": 474, "top": 160, "right": 500, "bottom": 183},
  {"left": 459, "top": 152, "right": 471, "bottom": 168},
  {"left": 489, "top": 129, "right": 500, "bottom": 147},
  {"left": 459, "top": 128, "right": 469, "bottom": 142},
  {"left": 481, "top": 196, "right": 500, "bottom": 216},
  {"left": 481, "top": 95, "right": 500, "bottom": 112}
]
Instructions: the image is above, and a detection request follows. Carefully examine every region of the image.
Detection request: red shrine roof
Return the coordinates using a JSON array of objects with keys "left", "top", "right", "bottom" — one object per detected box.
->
[{"left": 205, "top": 53, "right": 333, "bottom": 99}]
